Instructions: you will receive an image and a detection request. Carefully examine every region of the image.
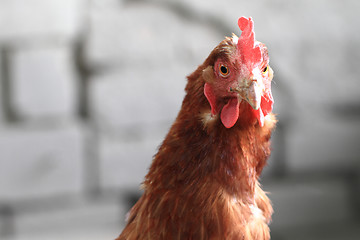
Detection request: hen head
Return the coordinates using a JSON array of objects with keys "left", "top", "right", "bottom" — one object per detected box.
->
[{"left": 203, "top": 17, "right": 273, "bottom": 128}]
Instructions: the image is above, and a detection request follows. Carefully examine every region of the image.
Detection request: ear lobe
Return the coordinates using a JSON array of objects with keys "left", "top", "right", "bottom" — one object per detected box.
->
[
  {"left": 202, "top": 66, "right": 215, "bottom": 83},
  {"left": 204, "top": 83, "right": 218, "bottom": 115}
]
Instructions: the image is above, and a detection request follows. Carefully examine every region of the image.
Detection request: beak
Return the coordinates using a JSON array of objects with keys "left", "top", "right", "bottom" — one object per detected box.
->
[
  {"left": 231, "top": 77, "right": 263, "bottom": 110},
  {"left": 246, "top": 80, "right": 262, "bottom": 110}
]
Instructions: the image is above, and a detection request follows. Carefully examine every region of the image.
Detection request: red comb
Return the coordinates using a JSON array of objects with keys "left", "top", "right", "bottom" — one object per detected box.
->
[{"left": 237, "top": 17, "right": 262, "bottom": 70}]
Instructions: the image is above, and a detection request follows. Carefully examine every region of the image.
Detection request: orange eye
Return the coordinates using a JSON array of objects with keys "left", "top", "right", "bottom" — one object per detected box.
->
[
  {"left": 262, "top": 65, "right": 269, "bottom": 74},
  {"left": 219, "top": 65, "right": 229, "bottom": 77}
]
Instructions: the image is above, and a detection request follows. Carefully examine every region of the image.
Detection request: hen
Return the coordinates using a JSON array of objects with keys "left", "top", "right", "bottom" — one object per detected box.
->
[{"left": 117, "top": 17, "right": 276, "bottom": 240}]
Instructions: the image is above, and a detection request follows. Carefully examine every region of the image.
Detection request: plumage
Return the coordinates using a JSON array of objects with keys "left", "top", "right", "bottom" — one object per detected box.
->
[{"left": 117, "top": 17, "right": 276, "bottom": 240}]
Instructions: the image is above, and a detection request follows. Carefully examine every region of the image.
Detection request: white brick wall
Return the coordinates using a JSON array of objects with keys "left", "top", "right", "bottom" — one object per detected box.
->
[
  {"left": 14, "top": 200, "right": 121, "bottom": 240},
  {"left": 0, "top": 123, "right": 84, "bottom": 201},
  {"left": 99, "top": 135, "right": 162, "bottom": 190},
  {"left": 287, "top": 112, "right": 360, "bottom": 173},
  {"left": 266, "top": 177, "right": 352, "bottom": 228},
  {"left": 85, "top": 2, "right": 221, "bottom": 68},
  {"left": 0, "top": 0, "right": 360, "bottom": 238},
  {"left": 89, "top": 67, "right": 185, "bottom": 131},
  {"left": 10, "top": 45, "right": 78, "bottom": 122},
  {"left": 0, "top": 53, "right": 4, "bottom": 123},
  {"left": 0, "top": 0, "right": 86, "bottom": 42}
]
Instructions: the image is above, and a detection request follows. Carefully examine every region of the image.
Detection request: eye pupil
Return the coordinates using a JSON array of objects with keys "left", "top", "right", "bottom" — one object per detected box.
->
[
  {"left": 263, "top": 66, "right": 268, "bottom": 73},
  {"left": 220, "top": 66, "right": 228, "bottom": 74}
]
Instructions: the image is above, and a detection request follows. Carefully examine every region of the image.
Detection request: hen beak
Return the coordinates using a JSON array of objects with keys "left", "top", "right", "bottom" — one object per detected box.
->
[
  {"left": 230, "top": 78, "right": 263, "bottom": 110},
  {"left": 246, "top": 80, "right": 262, "bottom": 110}
]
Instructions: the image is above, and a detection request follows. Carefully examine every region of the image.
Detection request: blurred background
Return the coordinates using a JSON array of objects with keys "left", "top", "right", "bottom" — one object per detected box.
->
[{"left": 0, "top": 0, "right": 359, "bottom": 239}]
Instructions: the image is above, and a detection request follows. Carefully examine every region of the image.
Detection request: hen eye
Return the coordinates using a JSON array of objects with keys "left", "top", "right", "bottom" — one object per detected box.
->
[
  {"left": 219, "top": 65, "right": 229, "bottom": 77},
  {"left": 262, "top": 65, "right": 268, "bottom": 73}
]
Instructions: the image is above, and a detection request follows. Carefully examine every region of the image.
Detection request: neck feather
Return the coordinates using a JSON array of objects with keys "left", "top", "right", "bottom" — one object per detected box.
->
[{"left": 144, "top": 68, "right": 275, "bottom": 199}]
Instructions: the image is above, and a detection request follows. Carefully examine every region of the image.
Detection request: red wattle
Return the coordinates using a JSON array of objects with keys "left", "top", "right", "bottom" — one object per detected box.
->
[
  {"left": 221, "top": 98, "right": 240, "bottom": 128},
  {"left": 253, "top": 108, "right": 265, "bottom": 127},
  {"left": 261, "top": 92, "right": 274, "bottom": 116},
  {"left": 253, "top": 93, "right": 273, "bottom": 127}
]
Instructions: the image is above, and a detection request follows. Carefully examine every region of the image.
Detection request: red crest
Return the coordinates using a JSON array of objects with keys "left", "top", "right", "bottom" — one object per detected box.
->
[{"left": 237, "top": 17, "right": 262, "bottom": 71}]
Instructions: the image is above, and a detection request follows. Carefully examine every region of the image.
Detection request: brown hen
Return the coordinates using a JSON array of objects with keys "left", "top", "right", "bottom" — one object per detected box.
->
[{"left": 117, "top": 16, "right": 276, "bottom": 240}]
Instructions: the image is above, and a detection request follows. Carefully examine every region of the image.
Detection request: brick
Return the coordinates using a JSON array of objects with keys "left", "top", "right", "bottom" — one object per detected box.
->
[
  {"left": 0, "top": 123, "right": 84, "bottom": 201},
  {"left": 10, "top": 45, "right": 78, "bottom": 121},
  {"left": 91, "top": 0, "right": 120, "bottom": 8},
  {"left": 258, "top": 0, "right": 360, "bottom": 108},
  {"left": 0, "top": 53, "right": 4, "bottom": 123},
  {"left": 286, "top": 111, "right": 360, "bottom": 173},
  {"left": 0, "top": 0, "right": 86, "bottom": 42},
  {"left": 89, "top": 66, "right": 186, "bottom": 131},
  {"left": 85, "top": 3, "right": 221, "bottom": 68},
  {"left": 265, "top": 177, "right": 351, "bottom": 228},
  {"left": 13, "top": 200, "right": 121, "bottom": 239},
  {"left": 100, "top": 135, "right": 163, "bottom": 190},
  {"left": 274, "top": 222, "right": 360, "bottom": 240}
]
